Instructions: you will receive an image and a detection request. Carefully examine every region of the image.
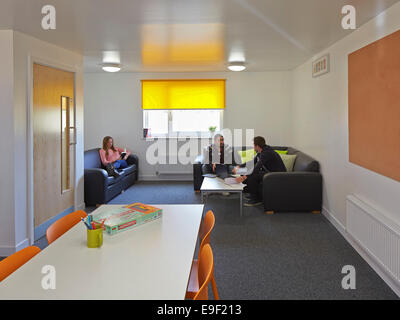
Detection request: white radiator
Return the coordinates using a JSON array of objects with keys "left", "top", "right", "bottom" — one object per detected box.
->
[
  {"left": 155, "top": 163, "right": 192, "bottom": 176},
  {"left": 346, "top": 195, "right": 400, "bottom": 288}
]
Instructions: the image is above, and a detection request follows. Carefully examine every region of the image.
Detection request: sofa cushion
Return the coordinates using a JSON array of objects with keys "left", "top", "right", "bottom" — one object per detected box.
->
[
  {"left": 107, "top": 175, "right": 120, "bottom": 186},
  {"left": 287, "top": 148, "right": 320, "bottom": 172},
  {"left": 237, "top": 149, "right": 256, "bottom": 164},
  {"left": 106, "top": 166, "right": 133, "bottom": 184},
  {"left": 119, "top": 164, "right": 137, "bottom": 176},
  {"left": 280, "top": 154, "right": 297, "bottom": 172},
  {"left": 84, "top": 148, "right": 102, "bottom": 169}
]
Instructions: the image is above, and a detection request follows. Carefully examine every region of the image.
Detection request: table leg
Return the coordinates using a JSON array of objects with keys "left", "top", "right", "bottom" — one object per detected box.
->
[{"left": 240, "top": 192, "right": 243, "bottom": 217}]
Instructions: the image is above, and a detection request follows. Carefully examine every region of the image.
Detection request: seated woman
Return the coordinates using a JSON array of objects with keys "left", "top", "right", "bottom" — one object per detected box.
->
[{"left": 99, "top": 136, "right": 132, "bottom": 177}]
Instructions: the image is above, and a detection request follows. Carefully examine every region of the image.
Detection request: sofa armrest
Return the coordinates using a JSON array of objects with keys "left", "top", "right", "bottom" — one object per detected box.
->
[
  {"left": 85, "top": 168, "right": 108, "bottom": 182},
  {"left": 127, "top": 154, "right": 139, "bottom": 166},
  {"left": 127, "top": 154, "right": 139, "bottom": 180},
  {"left": 84, "top": 168, "right": 108, "bottom": 206},
  {"left": 193, "top": 163, "right": 203, "bottom": 191},
  {"left": 193, "top": 154, "right": 204, "bottom": 191},
  {"left": 262, "top": 172, "right": 322, "bottom": 213}
]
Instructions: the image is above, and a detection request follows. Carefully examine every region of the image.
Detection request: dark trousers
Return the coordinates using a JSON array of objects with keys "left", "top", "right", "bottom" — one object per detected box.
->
[
  {"left": 244, "top": 172, "right": 264, "bottom": 199},
  {"left": 201, "top": 164, "right": 233, "bottom": 175}
]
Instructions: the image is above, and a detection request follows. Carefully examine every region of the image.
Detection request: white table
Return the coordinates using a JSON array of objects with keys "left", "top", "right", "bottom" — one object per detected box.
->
[
  {"left": 0, "top": 204, "right": 204, "bottom": 300},
  {"left": 201, "top": 177, "right": 245, "bottom": 217}
]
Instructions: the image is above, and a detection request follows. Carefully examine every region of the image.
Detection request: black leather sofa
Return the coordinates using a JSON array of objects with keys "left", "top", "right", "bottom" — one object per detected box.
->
[
  {"left": 193, "top": 146, "right": 322, "bottom": 213},
  {"left": 84, "top": 148, "right": 139, "bottom": 206}
]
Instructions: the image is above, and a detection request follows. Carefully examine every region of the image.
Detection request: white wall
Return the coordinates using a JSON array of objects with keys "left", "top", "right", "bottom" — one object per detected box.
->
[
  {"left": 0, "top": 30, "right": 84, "bottom": 256},
  {"left": 291, "top": 2, "right": 400, "bottom": 227},
  {"left": 84, "top": 71, "right": 292, "bottom": 179},
  {"left": 0, "top": 30, "right": 16, "bottom": 255}
]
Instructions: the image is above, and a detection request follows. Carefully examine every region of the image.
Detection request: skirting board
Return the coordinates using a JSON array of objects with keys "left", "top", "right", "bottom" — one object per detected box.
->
[
  {"left": 322, "top": 206, "right": 400, "bottom": 297},
  {"left": 0, "top": 238, "right": 30, "bottom": 257},
  {"left": 139, "top": 174, "right": 193, "bottom": 181},
  {"left": 322, "top": 206, "right": 346, "bottom": 238},
  {"left": 76, "top": 202, "right": 86, "bottom": 211}
]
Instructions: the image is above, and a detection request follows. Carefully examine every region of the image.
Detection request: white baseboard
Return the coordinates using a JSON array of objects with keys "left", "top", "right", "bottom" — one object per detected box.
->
[
  {"left": 322, "top": 205, "right": 400, "bottom": 297},
  {"left": 76, "top": 202, "right": 85, "bottom": 211},
  {"left": 322, "top": 206, "right": 346, "bottom": 237},
  {"left": 16, "top": 238, "right": 30, "bottom": 251},
  {"left": 0, "top": 238, "right": 29, "bottom": 257},
  {"left": 139, "top": 174, "right": 193, "bottom": 181}
]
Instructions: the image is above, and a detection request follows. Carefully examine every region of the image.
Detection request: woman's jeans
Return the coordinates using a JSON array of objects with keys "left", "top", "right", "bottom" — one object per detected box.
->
[{"left": 114, "top": 160, "right": 128, "bottom": 169}]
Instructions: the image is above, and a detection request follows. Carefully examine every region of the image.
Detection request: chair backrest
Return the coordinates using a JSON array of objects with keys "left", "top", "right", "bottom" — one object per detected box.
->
[
  {"left": 194, "top": 244, "right": 214, "bottom": 300},
  {"left": 0, "top": 246, "right": 41, "bottom": 282},
  {"left": 46, "top": 210, "right": 87, "bottom": 244},
  {"left": 84, "top": 148, "right": 102, "bottom": 169},
  {"left": 199, "top": 210, "right": 215, "bottom": 252}
]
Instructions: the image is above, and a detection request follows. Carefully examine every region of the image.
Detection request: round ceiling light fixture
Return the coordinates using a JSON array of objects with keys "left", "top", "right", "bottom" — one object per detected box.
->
[
  {"left": 227, "top": 61, "right": 246, "bottom": 72},
  {"left": 101, "top": 63, "right": 121, "bottom": 72}
]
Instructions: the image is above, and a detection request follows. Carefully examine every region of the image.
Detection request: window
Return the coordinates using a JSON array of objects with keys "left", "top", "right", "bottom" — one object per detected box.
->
[
  {"left": 144, "top": 110, "right": 169, "bottom": 135},
  {"left": 143, "top": 109, "right": 222, "bottom": 138},
  {"left": 142, "top": 79, "right": 225, "bottom": 138},
  {"left": 61, "top": 96, "right": 75, "bottom": 192}
]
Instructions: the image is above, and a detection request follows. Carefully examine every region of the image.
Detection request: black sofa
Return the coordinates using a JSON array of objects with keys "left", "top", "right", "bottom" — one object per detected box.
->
[
  {"left": 193, "top": 146, "right": 322, "bottom": 214},
  {"left": 84, "top": 148, "right": 139, "bottom": 206}
]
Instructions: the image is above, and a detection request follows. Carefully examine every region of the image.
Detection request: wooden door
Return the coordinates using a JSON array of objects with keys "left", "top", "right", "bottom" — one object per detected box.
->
[{"left": 33, "top": 63, "right": 75, "bottom": 227}]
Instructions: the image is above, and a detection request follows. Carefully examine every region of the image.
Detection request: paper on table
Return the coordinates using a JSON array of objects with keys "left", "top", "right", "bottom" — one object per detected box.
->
[{"left": 224, "top": 177, "right": 239, "bottom": 185}]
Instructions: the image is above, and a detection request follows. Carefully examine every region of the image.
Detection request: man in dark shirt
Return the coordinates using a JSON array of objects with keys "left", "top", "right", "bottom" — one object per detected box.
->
[
  {"left": 202, "top": 134, "right": 234, "bottom": 175},
  {"left": 233, "top": 136, "right": 286, "bottom": 206}
]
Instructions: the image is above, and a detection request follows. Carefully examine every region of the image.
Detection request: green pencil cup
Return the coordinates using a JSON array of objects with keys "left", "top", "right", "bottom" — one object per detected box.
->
[{"left": 87, "top": 227, "right": 103, "bottom": 248}]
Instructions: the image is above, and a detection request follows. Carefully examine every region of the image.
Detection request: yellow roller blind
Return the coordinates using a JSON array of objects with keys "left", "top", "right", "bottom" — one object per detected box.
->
[{"left": 142, "top": 79, "right": 225, "bottom": 109}]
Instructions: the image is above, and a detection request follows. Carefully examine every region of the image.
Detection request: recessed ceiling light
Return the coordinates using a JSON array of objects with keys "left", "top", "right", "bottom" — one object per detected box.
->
[
  {"left": 228, "top": 61, "right": 246, "bottom": 72},
  {"left": 102, "top": 63, "right": 121, "bottom": 72}
]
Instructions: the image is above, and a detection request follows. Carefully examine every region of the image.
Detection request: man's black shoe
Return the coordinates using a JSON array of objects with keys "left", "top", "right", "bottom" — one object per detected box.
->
[
  {"left": 243, "top": 193, "right": 253, "bottom": 200},
  {"left": 244, "top": 199, "right": 262, "bottom": 207}
]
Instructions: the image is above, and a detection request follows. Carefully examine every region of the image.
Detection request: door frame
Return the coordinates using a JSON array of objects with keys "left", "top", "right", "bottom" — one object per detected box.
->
[{"left": 27, "top": 55, "right": 78, "bottom": 245}]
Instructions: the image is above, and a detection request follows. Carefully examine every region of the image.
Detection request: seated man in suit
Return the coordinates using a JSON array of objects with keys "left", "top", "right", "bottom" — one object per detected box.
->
[
  {"left": 233, "top": 136, "right": 286, "bottom": 207},
  {"left": 202, "top": 134, "right": 234, "bottom": 175}
]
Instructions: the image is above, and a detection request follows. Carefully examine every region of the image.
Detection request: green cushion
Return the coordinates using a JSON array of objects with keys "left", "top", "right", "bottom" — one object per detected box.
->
[
  {"left": 280, "top": 154, "right": 297, "bottom": 172},
  {"left": 237, "top": 149, "right": 257, "bottom": 164},
  {"left": 274, "top": 149, "right": 288, "bottom": 155}
]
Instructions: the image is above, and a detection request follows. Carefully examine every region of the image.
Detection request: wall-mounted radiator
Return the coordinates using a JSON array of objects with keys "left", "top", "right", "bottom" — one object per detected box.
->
[
  {"left": 155, "top": 163, "right": 192, "bottom": 176},
  {"left": 346, "top": 195, "right": 400, "bottom": 290}
]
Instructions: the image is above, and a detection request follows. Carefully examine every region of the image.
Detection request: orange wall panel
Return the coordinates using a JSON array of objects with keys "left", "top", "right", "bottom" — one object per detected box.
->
[{"left": 348, "top": 29, "right": 400, "bottom": 182}]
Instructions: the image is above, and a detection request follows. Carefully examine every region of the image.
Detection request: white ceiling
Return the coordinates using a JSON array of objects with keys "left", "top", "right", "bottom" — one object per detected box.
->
[{"left": 0, "top": 0, "right": 398, "bottom": 72}]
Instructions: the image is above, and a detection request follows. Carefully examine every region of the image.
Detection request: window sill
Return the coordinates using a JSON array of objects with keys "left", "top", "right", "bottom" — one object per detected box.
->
[{"left": 143, "top": 136, "right": 213, "bottom": 141}]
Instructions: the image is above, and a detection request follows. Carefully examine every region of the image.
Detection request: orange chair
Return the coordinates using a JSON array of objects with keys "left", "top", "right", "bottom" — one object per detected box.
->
[
  {"left": 0, "top": 246, "right": 41, "bottom": 282},
  {"left": 192, "top": 244, "right": 215, "bottom": 300},
  {"left": 186, "top": 210, "right": 220, "bottom": 299},
  {"left": 46, "top": 210, "right": 87, "bottom": 244}
]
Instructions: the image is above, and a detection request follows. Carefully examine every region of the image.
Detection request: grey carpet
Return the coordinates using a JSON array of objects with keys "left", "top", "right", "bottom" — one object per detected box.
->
[
  {"left": 2, "top": 181, "right": 398, "bottom": 299},
  {"left": 87, "top": 181, "right": 397, "bottom": 300}
]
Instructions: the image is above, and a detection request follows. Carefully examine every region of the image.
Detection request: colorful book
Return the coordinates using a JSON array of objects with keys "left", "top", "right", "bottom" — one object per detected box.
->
[{"left": 92, "top": 203, "right": 162, "bottom": 235}]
